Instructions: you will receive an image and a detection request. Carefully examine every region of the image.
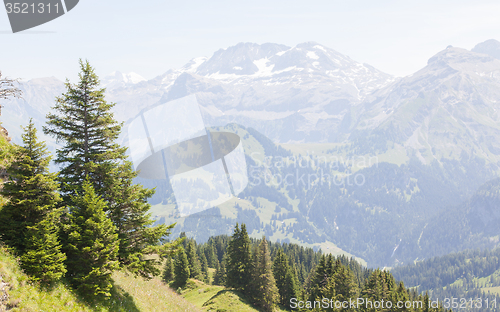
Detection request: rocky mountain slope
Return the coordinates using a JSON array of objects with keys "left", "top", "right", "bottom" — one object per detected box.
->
[
  {"left": 352, "top": 44, "right": 500, "bottom": 166},
  {"left": 2, "top": 41, "right": 395, "bottom": 145}
]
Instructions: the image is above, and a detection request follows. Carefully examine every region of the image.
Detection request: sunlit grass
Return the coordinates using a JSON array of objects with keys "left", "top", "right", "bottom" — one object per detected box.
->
[
  {"left": 112, "top": 271, "right": 201, "bottom": 312},
  {"left": 178, "top": 278, "right": 288, "bottom": 312},
  {"left": 0, "top": 246, "right": 92, "bottom": 311},
  {"left": 0, "top": 246, "right": 202, "bottom": 311}
]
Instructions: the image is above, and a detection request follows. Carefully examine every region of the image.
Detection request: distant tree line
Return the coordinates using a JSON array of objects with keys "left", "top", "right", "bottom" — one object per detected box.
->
[
  {"left": 392, "top": 248, "right": 500, "bottom": 312},
  {"left": 163, "top": 222, "right": 450, "bottom": 312}
]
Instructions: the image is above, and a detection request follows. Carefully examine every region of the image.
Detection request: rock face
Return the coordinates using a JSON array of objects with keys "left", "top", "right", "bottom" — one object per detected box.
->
[
  {"left": 472, "top": 39, "right": 500, "bottom": 60},
  {"left": 0, "top": 127, "right": 9, "bottom": 142},
  {"left": 0, "top": 276, "right": 10, "bottom": 311},
  {"left": 351, "top": 45, "right": 500, "bottom": 164}
]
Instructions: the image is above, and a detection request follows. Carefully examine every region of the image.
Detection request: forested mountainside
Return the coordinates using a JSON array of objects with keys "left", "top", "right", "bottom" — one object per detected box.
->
[
  {"left": 392, "top": 248, "right": 500, "bottom": 312},
  {"left": 143, "top": 122, "right": 500, "bottom": 267},
  {"left": 162, "top": 223, "right": 450, "bottom": 311}
]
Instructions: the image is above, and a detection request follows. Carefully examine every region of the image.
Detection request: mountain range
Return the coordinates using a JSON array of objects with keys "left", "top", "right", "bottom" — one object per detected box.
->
[{"left": 3, "top": 39, "right": 500, "bottom": 267}]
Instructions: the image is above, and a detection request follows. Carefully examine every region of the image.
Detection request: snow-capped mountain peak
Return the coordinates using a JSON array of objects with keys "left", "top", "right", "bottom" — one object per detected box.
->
[
  {"left": 102, "top": 71, "right": 146, "bottom": 87},
  {"left": 182, "top": 57, "right": 208, "bottom": 73}
]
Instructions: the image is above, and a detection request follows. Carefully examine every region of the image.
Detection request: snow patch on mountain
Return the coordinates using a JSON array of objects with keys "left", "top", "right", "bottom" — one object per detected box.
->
[
  {"left": 183, "top": 57, "right": 208, "bottom": 73},
  {"left": 102, "top": 71, "right": 146, "bottom": 87},
  {"left": 307, "top": 51, "right": 319, "bottom": 59}
]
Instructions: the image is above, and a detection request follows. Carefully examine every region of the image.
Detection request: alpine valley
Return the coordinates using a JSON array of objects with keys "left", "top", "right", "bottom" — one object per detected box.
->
[{"left": 4, "top": 39, "right": 500, "bottom": 268}]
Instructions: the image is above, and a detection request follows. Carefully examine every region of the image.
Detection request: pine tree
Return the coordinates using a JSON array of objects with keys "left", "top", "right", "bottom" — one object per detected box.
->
[
  {"left": 273, "top": 249, "right": 287, "bottom": 291},
  {"left": 287, "top": 262, "right": 301, "bottom": 301},
  {"left": 20, "top": 210, "right": 67, "bottom": 284},
  {"left": 0, "top": 120, "right": 62, "bottom": 253},
  {"left": 207, "top": 244, "right": 218, "bottom": 268},
  {"left": 391, "top": 281, "right": 410, "bottom": 312},
  {"left": 65, "top": 177, "right": 119, "bottom": 299},
  {"left": 0, "top": 124, "right": 15, "bottom": 198},
  {"left": 43, "top": 59, "right": 125, "bottom": 200},
  {"left": 362, "top": 269, "right": 390, "bottom": 312},
  {"left": 200, "top": 253, "right": 210, "bottom": 284},
  {"left": 108, "top": 161, "right": 178, "bottom": 278},
  {"left": 0, "top": 120, "right": 66, "bottom": 284},
  {"left": 214, "top": 258, "right": 227, "bottom": 286},
  {"left": 173, "top": 248, "right": 190, "bottom": 289},
  {"left": 226, "top": 223, "right": 253, "bottom": 292},
  {"left": 252, "top": 237, "right": 278, "bottom": 312},
  {"left": 273, "top": 248, "right": 300, "bottom": 306},
  {"left": 185, "top": 239, "right": 201, "bottom": 279},
  {"left": 273, "top": 249, "right": 300, "bottom": 307},
  {"left": 331, "top": 259, "right": 358, "bottom": 309},
  {"left": 162, "top": 257, "right": 174, "bottom": 283},
  {"left": 43, "top": 59, "right": 178, "bottom": 277},
  {"left": 309, "top": 255, "right": 328, "bottom": 301},
  {"left": 213, "top": 261, "right": 221, "bottom": 285}
]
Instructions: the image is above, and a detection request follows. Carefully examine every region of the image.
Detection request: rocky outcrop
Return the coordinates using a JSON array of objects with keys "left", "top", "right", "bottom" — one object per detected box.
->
[
  {"left": 0, "top": 275, "right": 10, "bottom": 311},
  {"left": 0, "top": 126, "right": 9, "bottom": 142}
]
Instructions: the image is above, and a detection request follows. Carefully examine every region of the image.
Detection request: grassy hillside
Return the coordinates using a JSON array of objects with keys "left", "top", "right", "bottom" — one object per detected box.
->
[
  {"left": 112, "top": 271, "right": 200, "bottom": 312},
  {"left": 0, "top": 246, "right": 91, "bottom": 311},
  {"left": 1, "top": 246, "right": 292, "bottom": 311},
  {"left": 177, "top": 278, "right": 288, "bottom": 312},
  {"left": 0, "top": 246, "right": 202, "bottom": 311}
]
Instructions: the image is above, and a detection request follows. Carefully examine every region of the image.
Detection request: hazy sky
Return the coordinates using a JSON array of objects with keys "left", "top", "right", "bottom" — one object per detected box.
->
[{"left": 1, "top": 0, "right": 500, "bottom": 82}]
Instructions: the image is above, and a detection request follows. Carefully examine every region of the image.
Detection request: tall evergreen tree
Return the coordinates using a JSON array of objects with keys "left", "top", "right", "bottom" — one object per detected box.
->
[
  {"left": 213, "top": 258, "right": 227, "bottom": 286},
  {"left": 362, "top": 269, "right": 390, "bottom": 312},
  {"left": 0, "top": 120, "right": 62, "bottom": 253},
  {"left": 0, "top": 120, "right": 66, "bottom": 283},
  {"left": 331, "top": 259, "right": 358, "bottom": 310},
  {"left": 207, "top": 244, "right": 218, "bottom": 268},
  {"left": 162, "top": 257, "right": 174, "bottom": 283},
  {"left": 226, "top": 223, "right": 253, "bottom": 293},
  {"left": 43, "top": 59, "right": 125, "bottom": 200},
  {"left": 185, "top": 239, "right": 201, "bottom": 279},
  {"left": 252, "top": 237, "right": 278, "bottom": 312},
  {"left": 43, "top": 59, "right": 178, "bottom": 277},
  {"left": 213, "top": 261, "right": 221, "bottom": 286},
  {"left": 273, "top": 248, "right": 300, "bottom": 306},
  {"left": 65, "top": 177, "right": 119, "bottom": 299},
  {"left": 309, "top": 255, "right": 329, "bottom": 301},
  {"left": 200, "top": 253, "right": 210, "bottom": 284},
  {"left": 273, "top": 248, "right": 289, "bottom": 304},
  {"left": 173, "top": 248, "right": 190, "bottom": 289},
  {"left": 288, "top": 262, "right": 301, "bottom": 300}
]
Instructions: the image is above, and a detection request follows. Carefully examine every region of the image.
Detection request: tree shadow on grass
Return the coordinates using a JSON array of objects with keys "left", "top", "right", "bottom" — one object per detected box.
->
[
  {"left": 202, "top": 289, "right": 258, "bottom": 311},
  {"left": 99, "top": 280, "right": 141, "bottom": 312},
  {"left": 55, "top": 279, "right": 141, "bottom": 312}
]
